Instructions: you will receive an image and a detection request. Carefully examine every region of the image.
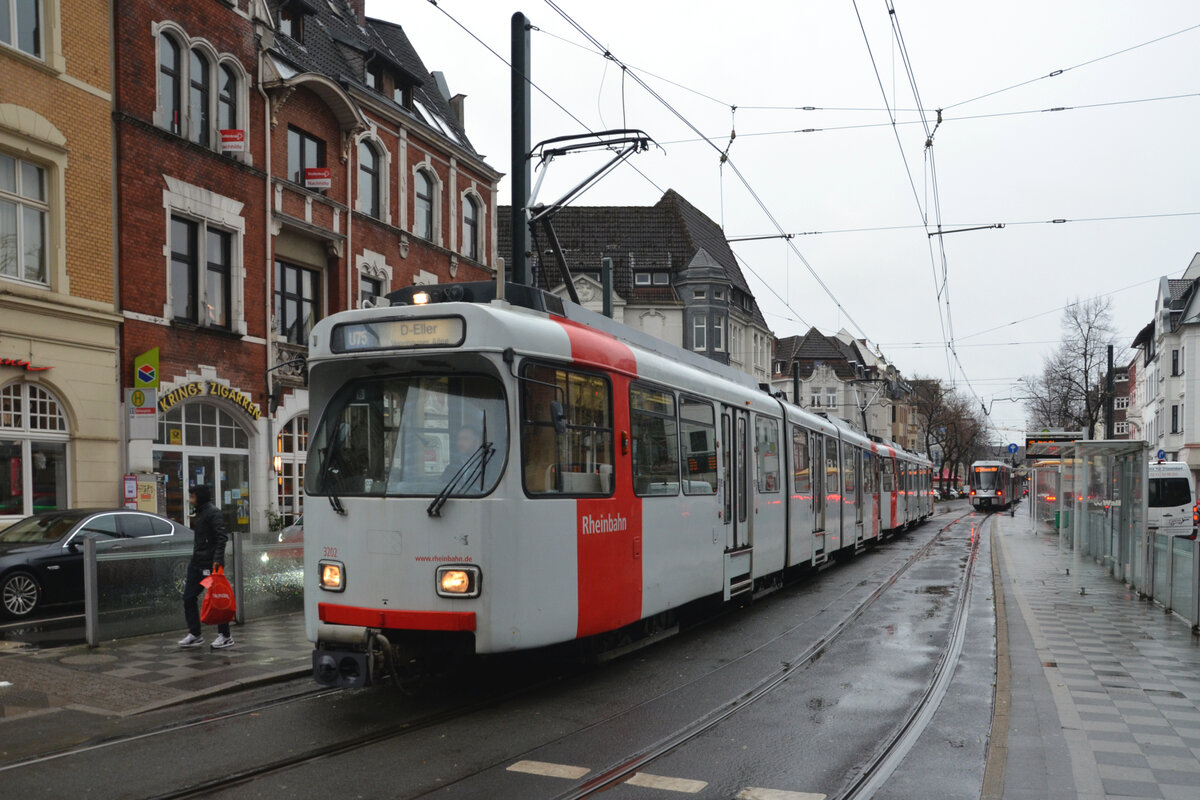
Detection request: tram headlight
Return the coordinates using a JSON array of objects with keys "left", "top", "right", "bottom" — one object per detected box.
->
[
  {"left": 436, "top": 565, "right": 481, "bottom": 598},
  {"left": 412, "top": 290, "right": 431, "bottom": 305},
  {"left": 319, "top": 560, "right": 345, "bottom": 592}
]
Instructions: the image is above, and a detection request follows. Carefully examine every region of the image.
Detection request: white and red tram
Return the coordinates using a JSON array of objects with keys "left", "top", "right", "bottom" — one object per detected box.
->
[{"left": 304, "top": 283, "right": 932, "bottom": 686}]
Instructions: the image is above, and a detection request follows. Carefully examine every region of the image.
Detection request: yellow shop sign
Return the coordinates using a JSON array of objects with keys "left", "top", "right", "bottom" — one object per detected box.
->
[{"left": 158, "top": 380, "right": 262, "bottom": 420}]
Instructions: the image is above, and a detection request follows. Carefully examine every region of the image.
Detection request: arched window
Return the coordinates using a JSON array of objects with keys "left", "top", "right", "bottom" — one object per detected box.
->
[
  {"left": 276, "top": 414, "right": 308, "bottom": 524},
  {"left": 189, "top": 49, "right": 210, "bottom": 146},
  {"left": 461, "top": 194, "right": 479, "bottom": 261},
  {"left": 358, "top": 140, "right": 380, "bottom": 219},
  {"left": 414, "top": 169, "right": 433, "bottom": 240},
  {"left": 0, "top": 382, "right": 69, "bottom": 517},
  {"left": 159, "top": 34, "right": 182, "bottom": 135},
  {"left": 218, "top": 64, "right": 238, "bottom": 134}
]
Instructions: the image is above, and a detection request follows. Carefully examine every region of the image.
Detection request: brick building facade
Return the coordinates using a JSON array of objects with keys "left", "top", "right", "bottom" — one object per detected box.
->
[{"left": 116, "top": 0, "right": 500, "bottom": 529}]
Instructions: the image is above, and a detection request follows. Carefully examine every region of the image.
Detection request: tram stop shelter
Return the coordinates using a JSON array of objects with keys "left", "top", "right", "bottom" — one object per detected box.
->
[{"left": 1027, "top": 439, "right": 1200, "bottom": 631}]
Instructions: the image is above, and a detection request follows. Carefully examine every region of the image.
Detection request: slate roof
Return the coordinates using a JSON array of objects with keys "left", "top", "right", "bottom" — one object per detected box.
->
[
  {"left": 498, "top": 190, "right": 769, "bottom": 327},
  {"left": 1168, "top": 278, "right": 1193, "bottom": 306},
  {"left": 773, "top": 328, "right": 865, "bottom": 380},
  {"left": 266, "top": 0, "right": 479, "bottom": 158}
]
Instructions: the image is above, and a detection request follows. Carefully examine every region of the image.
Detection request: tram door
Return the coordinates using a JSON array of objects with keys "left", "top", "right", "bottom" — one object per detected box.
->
[
  {"left": 720, "top": 406, "right": 752, "bottom": 599},
  {"left": 811, "top": 432, "right": 827, "bottom": 563}
]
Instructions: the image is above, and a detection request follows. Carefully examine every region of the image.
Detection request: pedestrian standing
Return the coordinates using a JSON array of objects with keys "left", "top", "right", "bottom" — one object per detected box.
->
[{"left": 178, "top": 484, "right": 234, "bottom": 649}]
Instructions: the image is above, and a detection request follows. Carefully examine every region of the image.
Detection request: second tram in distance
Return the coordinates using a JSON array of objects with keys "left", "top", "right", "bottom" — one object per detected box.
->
[
  {"left": 969, "top": 460, "right": 1017, "bottom": 511},
  {"left": 303, "top": 282, "right": 934, "bottom": 687}
]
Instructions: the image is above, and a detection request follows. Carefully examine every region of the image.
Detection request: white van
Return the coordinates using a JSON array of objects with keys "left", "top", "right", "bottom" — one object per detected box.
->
[{"left": 1147, "top": 461, "right": 1197, "bottom": 537}]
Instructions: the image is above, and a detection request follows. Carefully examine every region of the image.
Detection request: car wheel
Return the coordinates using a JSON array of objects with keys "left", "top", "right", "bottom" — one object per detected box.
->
[{"left": 1, "top": 571, "right": 41, "bottom": 618}]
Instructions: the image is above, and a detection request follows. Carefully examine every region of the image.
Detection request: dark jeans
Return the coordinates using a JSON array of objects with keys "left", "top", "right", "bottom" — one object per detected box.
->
[{"left": 182, "top": 561, "right": 231, "bottom": 637}]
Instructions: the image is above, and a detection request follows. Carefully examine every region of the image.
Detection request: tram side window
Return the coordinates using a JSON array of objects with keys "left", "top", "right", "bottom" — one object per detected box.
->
[
  {"left": 631, "top": 384, "right": 680, "bottom": 496},
  {"left": 843, "top": 445, "right": 857, "bottom": 502},
  {"left": 755, "top": 415, "right": 780, "bottom": 493},
  {"left": 825, "top": 441, "right": 840, "bottom": 501},
  {"left": 792, "top": 427, "right": 811, "bottom": 495},
  {"left": 881, "top": 457, "right": 895, "bottom": 493},
  {"left": 520, "top": 363, "right": 613, "bottom": 496},
  {"left": 678, "top": 396, "right": 717, "bottom": 495},
  {"left": 863, "top": 451, "right": 875, "bottom": 494}
]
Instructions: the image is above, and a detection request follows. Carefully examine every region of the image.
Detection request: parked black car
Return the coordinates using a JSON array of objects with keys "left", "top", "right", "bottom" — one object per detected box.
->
[{"left": 0, "top": 509, "right": 193, "bottom": 618}]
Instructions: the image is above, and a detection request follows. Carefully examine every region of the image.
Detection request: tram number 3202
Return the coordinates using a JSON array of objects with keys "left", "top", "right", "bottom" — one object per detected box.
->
[{"left": 323, "top": 546, "right": 338, "bottom": 559}]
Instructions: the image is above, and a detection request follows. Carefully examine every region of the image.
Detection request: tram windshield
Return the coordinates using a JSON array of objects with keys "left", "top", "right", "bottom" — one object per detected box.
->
[
  {"left": 974, "top": 467, "right": 998, "bottom": 491},
  {"left": 307, "top": 375, "right": 507, "bottom": 498}
]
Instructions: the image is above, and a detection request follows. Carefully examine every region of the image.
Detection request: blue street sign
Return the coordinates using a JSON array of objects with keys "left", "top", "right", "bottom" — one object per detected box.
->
[
  {"left": 1007, "top": 443, "right": 1018, "bottom": 454},
  {"left": 1157, "top": 449, "right": 1166, "bottom": 460}
]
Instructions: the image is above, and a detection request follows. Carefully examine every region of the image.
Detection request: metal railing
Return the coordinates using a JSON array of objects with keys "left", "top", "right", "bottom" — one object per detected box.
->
[{"left": 83, "top": 531, "right": 303, "bottom": 647}]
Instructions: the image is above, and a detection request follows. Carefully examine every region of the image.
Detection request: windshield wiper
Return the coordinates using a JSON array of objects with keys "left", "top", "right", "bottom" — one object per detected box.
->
[
  {"left": 427, "top": 442, "right": 494, "bottom": 517},
  {"left": 319, "top": 425, "right": 348, "bottom": 516}
]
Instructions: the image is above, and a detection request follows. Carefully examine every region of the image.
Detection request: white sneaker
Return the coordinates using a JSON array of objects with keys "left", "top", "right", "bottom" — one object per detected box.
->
[
  {"left": 211, "top": 633, "right": 235, "bottom": 649},
  {"left": 178, "top": 633, "right": 204, "bottom": 648}
]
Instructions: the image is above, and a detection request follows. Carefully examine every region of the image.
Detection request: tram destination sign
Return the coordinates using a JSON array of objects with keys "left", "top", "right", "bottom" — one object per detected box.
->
[{"left": 332, "top": 317, "right": 465, "bottom": 353}]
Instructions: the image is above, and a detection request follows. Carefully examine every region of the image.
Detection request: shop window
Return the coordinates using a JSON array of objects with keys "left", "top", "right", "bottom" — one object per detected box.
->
[
  {"left": 0, "top": 152, "right": 47, "bottom": 285},
  {"left": 0, "top": 381, "right": 68, "bottom": 517},
  {"left": 276, "top": 414, "right": 307, "bottom": 525},
  {"left": 275, "top": 260, "right": 320, "bottom": 344}
]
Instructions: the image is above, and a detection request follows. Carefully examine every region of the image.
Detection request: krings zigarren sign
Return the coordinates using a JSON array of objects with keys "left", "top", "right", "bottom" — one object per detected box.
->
[{"left": 158, "top": 380, "right": 262, "bottom": 420}]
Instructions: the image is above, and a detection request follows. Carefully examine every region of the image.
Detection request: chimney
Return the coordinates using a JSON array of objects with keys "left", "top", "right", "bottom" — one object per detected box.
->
[
  {"left": 348, "top": 0, "right": 366, "bottom": 26},
  {"left": 450, "top": 94, "right": 466, "bottom": 127}
]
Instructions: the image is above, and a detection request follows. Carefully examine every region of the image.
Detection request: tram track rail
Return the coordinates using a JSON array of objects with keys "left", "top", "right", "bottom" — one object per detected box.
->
[{"left": 549, "top": 510, "right": 982, "bottom": 800}]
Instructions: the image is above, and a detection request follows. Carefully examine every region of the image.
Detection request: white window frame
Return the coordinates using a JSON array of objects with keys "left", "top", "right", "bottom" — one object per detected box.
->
[
  {"left": 0, "top": 152, "right": 48, "bottom": 286},
  {"left": 357, "top": 248, "right": 392, "bottom": 309},
  {"left": 356, "top": 131, "right": 391, "bottom": 224},
  {"left": 0, "top": 107, "right": 66, "bottom": 293},
  {"left": 162, "top": 176, "right": 246, "bottom": 334},
  {"left": 2, "top": 0, "right": 64, "bottom": 72},
  {"left": 153, "top": 23, "right": 250, "bottom": 162},
  {"left": 411, "top": 162, "right": 440, "bottom": 244},
  {"left": 459, "top": 187, "right": 485, "bottom": 263},
  {"left": 634, "top": 272, "right": 651, "bottom": 286},
  {"left": 0, "top": 380, "right": 70, "bottom": 520},
  {"left": 1114, "top": 397, "right": 1129, "bottom": 410},
  {"left": 693, "top": 314, "right": 707, "bottom": 350},
  {"left": 713, "top": 316, "right": 725, "bottom": 352}
]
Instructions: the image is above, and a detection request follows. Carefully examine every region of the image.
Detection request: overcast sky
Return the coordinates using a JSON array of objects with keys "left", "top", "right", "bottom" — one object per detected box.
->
[{"left": 375, "top": 1, "right": 1200, "bottom": 444}]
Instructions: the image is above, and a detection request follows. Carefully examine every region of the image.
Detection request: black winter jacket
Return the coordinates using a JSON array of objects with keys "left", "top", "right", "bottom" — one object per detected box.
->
[{"left": 191, "top": 501, "right": 229, "bottom": 567}]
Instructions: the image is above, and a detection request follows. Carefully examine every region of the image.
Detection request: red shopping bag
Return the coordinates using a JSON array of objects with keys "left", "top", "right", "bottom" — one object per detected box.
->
[{"left": 199, "top": 565, "right": 237, "bottom": 625}]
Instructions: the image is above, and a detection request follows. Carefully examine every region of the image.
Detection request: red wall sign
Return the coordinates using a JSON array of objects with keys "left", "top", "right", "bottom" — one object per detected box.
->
[
  {"left": 304, "top": 167, "right": 332, "bottom": 189},
  {"left": 0, "top": 358, "right": 51, "bottom": 372},
  {"left": 219, "top": 129, "right": 246, "bottom": 153}
]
